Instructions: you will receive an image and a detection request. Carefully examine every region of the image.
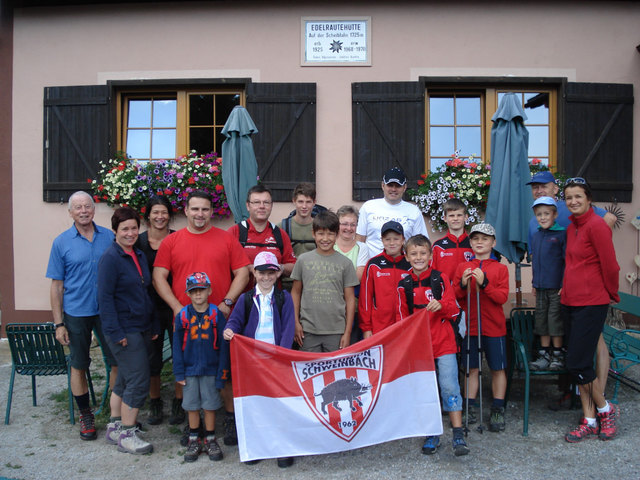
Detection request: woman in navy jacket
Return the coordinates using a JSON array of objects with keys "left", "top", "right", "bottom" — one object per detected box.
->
[{"left": 98, "top": 206, "right": 159, "bottom": 455}]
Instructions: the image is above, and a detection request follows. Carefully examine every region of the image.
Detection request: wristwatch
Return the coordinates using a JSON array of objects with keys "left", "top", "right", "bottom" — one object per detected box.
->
[
  {"left": 223, "top": 298, "right": 234, "bottom": 307},
  {"left": 54, "top": 322, "right": 65, "bottom": 329}
]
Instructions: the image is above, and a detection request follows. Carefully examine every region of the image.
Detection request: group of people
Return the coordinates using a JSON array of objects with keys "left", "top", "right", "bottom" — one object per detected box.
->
[{"left": 45, "top": 164, "right": 621, "bottom": 465}]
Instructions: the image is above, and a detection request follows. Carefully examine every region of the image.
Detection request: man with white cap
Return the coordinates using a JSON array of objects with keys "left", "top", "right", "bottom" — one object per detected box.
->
[{"left": 356, "top": 166, "right": 429, "bottom": 259}]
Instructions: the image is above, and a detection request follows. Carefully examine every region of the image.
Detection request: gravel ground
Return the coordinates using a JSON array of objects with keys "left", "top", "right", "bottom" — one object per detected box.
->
[{"left": 1, "top": 339, "right": 639, "bottom": 480}]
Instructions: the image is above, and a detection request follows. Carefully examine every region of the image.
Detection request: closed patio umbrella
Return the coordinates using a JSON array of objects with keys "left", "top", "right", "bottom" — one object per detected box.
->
[
  {"left": 485, "top": 93, "right": 532, "bottom": 302},
  {"left": 221, "top": 105, "right": 259, "bottom": 222}
]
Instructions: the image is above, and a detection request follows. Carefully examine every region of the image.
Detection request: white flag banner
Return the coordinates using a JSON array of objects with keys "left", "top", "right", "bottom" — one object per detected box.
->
[{"left": 230, "top": 309, "right": 443, "bottom": 461}]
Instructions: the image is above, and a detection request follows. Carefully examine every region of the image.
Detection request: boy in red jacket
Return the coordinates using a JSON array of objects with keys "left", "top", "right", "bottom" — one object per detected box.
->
[
  {"left": 359, "top": 221, "right": 411, "bottom": 338},
  {"left": 453, "top": 223, "right": 509, "bottom": 433},
  {"left": 431, "top": 198, "right": 473, "bottom": 280},
  {"left": 398, "top": 234, "right": 469, "bottom": 457}
]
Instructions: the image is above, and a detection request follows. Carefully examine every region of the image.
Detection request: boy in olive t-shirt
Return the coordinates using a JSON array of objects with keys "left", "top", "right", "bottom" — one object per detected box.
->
[{"left": 291, "top": 211, "right": 359, "bottom": 353}]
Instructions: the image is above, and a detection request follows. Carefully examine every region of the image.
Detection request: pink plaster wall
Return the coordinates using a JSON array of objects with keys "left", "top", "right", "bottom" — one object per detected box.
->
[{"left": 11, "top": 1, "right": 640, "bottom": 310}]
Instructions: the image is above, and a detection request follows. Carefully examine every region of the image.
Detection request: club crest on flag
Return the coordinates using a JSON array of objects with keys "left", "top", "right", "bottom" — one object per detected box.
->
[{"left": 292, "top": 346, "right": 383, "bottom": 441}]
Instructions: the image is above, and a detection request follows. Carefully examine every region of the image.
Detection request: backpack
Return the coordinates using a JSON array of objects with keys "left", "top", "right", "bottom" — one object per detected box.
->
[
  {"left": 281, "top": 204, "right": 328, "bottom": 247},
  {"left": 399, "top": 270, "right": 466, "bottom": 347},
  {"left": 237, "top": 220, "right": 284, "bottom": 254},
  {"left": 243, "top": 287, "right": 286, "bottom": 328}
]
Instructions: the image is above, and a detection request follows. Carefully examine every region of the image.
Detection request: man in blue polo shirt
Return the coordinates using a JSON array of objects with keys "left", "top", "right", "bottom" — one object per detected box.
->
[{"left": 46, "top": 191, "right": 117, "bottom": 441}]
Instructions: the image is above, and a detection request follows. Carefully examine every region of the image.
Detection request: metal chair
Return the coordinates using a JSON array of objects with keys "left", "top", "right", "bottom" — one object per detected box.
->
[
  {"left": 4, "top": 323, "right": 96, "bottom": 425},
  {"left": 506, "top": 308, "right": 573, "bottom": 436}
]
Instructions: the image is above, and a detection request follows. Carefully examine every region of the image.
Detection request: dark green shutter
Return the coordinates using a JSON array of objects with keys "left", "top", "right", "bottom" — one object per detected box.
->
[
  {"left": 246, "top": 83, "right": 316, "bottom": 202},
  {"left": 43, "top": 85, "right": 110, "bottom": 203},
  {"left": 562, "top": 82, "right": 633, "bottom": 202},
  {"left": 352, "top": 82, "right": 425, "bottom": 201}
]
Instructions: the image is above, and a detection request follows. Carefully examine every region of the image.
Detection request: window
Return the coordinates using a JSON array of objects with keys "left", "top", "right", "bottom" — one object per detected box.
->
[
  {"left": 43, "top": 81, "right": 317, "bottom": 203},
  {"left": 117, "top": 89, "right": 244, "bottom": 160},
  {"left": 352, "top": 79, "right": 632, "bottom": 203},
  {"left": 426, "top": 87, "right": 557, "bottom": 172}
]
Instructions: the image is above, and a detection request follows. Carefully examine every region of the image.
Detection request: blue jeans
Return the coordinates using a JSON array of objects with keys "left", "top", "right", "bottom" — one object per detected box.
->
[{"left": 436, "top": 354, "right": 462, "bottom": 412}]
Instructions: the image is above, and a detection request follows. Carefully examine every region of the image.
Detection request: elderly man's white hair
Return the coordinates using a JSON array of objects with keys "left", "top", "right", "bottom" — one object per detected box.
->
[{"left": 67, "top": 191, "right": 95, "bottom": 211}]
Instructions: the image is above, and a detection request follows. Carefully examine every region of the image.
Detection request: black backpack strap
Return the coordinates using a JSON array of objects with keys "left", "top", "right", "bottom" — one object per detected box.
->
[
  {"left": 399, "top": 275, "right": 415, "bottom": 314},
  {"left": 272, "top": 224, "right": 284, "bottom": 254},
  {"left": 243, "top": 288, "right": 256, "bottom": 328},
  {"left": 237, "top": 221, "right": 249, "bottom": 247},
  {"left": 429, "top": 269, "right": 443, "bottom": 300},
  {"left": 273, "top": 287, "right": 285, "bottom": 317}
]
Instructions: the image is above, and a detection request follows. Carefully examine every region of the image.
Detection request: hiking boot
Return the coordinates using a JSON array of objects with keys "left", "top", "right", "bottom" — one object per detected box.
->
[
  {"left": 204, "top": 437, "right": 223, "bottom": 461},
  {"left": 168, "top": 398, "right": 185, "bottom": 425},
  {"left": 462, "top": 405, "right": 477, "bottom": 425},
  {"left": 421, "top": 435, "right": 440, "bottom": 455},
  {"left": 147, "top": 398, "right": 163, "bottom": 425},
  {"left": 549, "top": 351, "right": 565, "bottom": 371},
  {"left": 105, "top": 420, "right": 121, "bottom": 445},
  {"left": 184, "top": 437, "right": 202, "bottom": 462},
  {"left": 117, "top": 428, "right": 153, "bottom": 455},
  {"left": 277, "top": 457, "right": 294, "bottom": 468},
  {"left": 565, "top": 418, "right": 599, "bottom": 443},
  {"left": 452, "top": 436, "right": 470, "bottom": 457},
  {"left": 223, "top": 414, "right": 238, "bottom": 446},
  {"left": 489, "top": 406, "right": 505, "bottom": 432},
  {"left": 598, "top": 403, "right": 619, "bottom": 441},
  {"left": 180, "top": 423, "right": 204, "bottom": 446},
  {"left": 529, "top": 350, "right": 550, "bottom": 371},
  {"left": 79, "top": 410, "right": 97, "bottom": 441}
]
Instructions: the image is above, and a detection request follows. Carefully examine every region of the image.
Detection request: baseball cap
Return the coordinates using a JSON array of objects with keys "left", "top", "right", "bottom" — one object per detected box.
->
[
  {"left": 381, "top": 220, "right": 404, "bottom": 236},
  {"left": 526, "top": 171, "right": 556, "bottom": 185},
  {"left": 254, "top": 251, "right": 281, "bottom": 271},
  {"left": 185, "top": 272, "right": 211, "bottom": 292},
  {"left": 469, "top": 222, "right": 496, "bottom": 238},
  {"left": 382, "top": 167, "right": 407, "bottom": 186},
  {"left": 532, "top": 196, "right": 557, "bottom": 209}
]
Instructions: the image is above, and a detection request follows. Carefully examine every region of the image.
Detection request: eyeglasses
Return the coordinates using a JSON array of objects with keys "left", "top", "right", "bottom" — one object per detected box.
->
[
  {"left": 339, "top": 222, "right": 357, "bottom": 228},
  {"left": 565, "top": 177, "right": 587, "bottom": 185},
  {"left": 248, "top": 200, "right": 272, "bottom": 206}
]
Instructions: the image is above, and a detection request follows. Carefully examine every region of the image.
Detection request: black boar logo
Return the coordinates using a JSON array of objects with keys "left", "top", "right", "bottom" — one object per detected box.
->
[{"left": 315, "top": 377, "right": 372, "bottom": 414}]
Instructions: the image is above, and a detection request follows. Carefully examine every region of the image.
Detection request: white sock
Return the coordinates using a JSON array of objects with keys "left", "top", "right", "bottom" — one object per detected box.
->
[
  {"left": 585, "top": 417, "right": 597, "bottom": 427},
  {"left": 597, "top": 401, "right": 611, "bottom": 414}
]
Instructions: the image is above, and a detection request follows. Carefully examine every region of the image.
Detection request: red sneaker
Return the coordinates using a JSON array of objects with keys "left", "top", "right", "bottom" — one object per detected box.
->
[
  {"left": 79, "top": 410, "right": 97, "bottom": 441},
  {"left": 565, "top": 418, "right": 598, "bottom": 443},
  {"left": 598, "top": 403, "right": 619, "bottom": 441}
]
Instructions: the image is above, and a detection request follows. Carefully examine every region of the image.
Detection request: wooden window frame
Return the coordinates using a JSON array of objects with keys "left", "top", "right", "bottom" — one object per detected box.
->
[
  {"left": 116, "top": 87, "right": 246, "bottom": 159},
  {"left": 423, "top": 77, "right": 561, "bottom": 173}
]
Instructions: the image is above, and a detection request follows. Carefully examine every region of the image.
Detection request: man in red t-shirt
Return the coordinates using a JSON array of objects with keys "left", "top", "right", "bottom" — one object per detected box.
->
[
  {"left": 153, "top": 190, "right": 250, "bottom": 445},
  {"left": 227, "top": 184, "right": 296, "bottom": 290}
]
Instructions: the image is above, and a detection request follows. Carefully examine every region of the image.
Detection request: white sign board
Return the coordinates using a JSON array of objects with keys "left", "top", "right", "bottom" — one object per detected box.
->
[{"left": 301, "top": 17, "right": 371, "bottom": 66}]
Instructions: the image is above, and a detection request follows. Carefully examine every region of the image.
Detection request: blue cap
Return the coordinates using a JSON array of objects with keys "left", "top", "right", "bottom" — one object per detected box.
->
[
  {"left": 526, "top": 171, "right": 556, "bottom": 185},
  {"left": 532, "top": 196, "right": 557, "bottom": 209},
  {"left": 381, "top": 220, "right": 404, "bottom": 236}
]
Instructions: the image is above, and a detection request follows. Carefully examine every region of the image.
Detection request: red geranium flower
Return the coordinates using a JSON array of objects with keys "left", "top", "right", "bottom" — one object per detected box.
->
[
  {"left": 417, "top": 180, "right": 424, "bottom": 186},
  {"left": 215, "top": 184, "right": 224, "bottom": 193}
]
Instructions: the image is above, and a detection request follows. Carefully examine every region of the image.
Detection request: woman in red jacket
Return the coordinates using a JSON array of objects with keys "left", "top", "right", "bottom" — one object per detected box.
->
[{"left": 561, "top": 178, "right": 620, "bottom": 443}]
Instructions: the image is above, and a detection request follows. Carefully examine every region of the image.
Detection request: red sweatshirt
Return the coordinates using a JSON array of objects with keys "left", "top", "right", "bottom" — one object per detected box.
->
[
  {"left": 561, "top": 208, "right": 620, "bottom": 306},
  {"left": 431, "top": 232, "right": 473, "bottom": 281},
  {"left": 397, "top": 268, "right": 460, "bottom": 357},
  {"left": 453, "top": 258, "right": 509, "bottom": 337},
  {"left": 359, "top": 251, "right": 411, "bottom": 334}
]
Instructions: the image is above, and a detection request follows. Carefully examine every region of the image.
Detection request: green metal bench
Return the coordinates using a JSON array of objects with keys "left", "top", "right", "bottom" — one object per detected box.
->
[
  {"left": 4, "top": 323, "right": 97, "bottom": 425},
  {"left": 506, "top": 307, "right": 573, "bottom": 436},
  {"left": 604, "top": 292, "right": 640, "bottom": 403}
]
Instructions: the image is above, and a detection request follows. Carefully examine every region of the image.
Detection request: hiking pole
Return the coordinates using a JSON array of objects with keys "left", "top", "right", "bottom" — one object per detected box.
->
[
  {"left": 476, "top": 272, "right": 484, "bottom": 434},
  {"left": 464, "top": 285, "right": 471, "bottom": 436}
]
